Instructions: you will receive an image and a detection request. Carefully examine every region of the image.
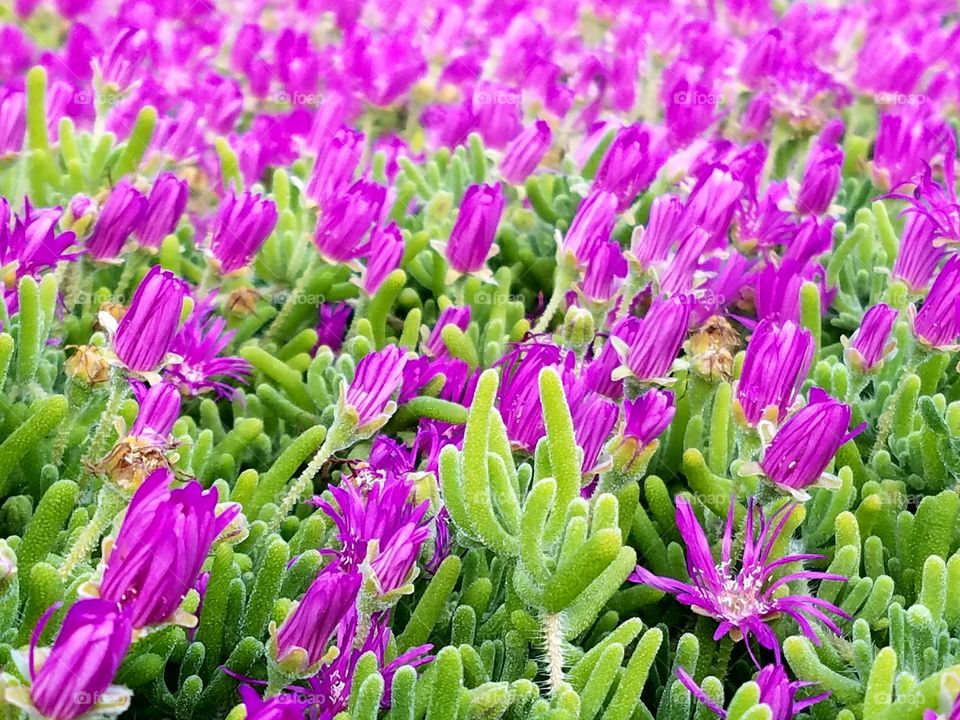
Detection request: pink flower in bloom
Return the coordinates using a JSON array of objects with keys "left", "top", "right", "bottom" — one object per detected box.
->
[
  {"left": 845, "top": 303, "right": 898, "bottom": 373},
  {"left": 445, "top": 183, "right": 504, "bottom": 274},
  {"left": 112, "top": 266, "right": 188, "bottom": 373},
  {"left": 735, "top": 320, "right": 814, "bottom": 427}
]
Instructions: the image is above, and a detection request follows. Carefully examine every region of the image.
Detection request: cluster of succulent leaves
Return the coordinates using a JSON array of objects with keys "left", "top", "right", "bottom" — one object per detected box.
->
[{"left": 2, "top": 52, "right": 960, "bottom": 720}]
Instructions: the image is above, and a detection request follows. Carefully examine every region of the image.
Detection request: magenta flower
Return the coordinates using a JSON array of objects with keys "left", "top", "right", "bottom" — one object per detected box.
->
[
  {"left": 564, "top": 373, "right": 619, "bottom": 474},
  {"left": 735, "top": 320, "right": 815, "bottom": 427},
  {"left": 892, "top": 213, "right": 944, "bottom": 294},
  {"left": 87, "top": 180, "right": 147, "bottom": 260},
  {"left": 631, "top": 497, "right": 849, "bottom": 662},
  {"left": 562, "top": 190, "right": 618, "bottom": 270},
  {"left": 128, "top": 380, "right": 181, "bottom": 443},
  {"left": 795, "top": 121, "right": 843, "bottom": 215},
  {"left": 677, "top": 664, "right": 828, "bottom": 719},
  {"left": 316, "top": 303, "right": 353, "bottom": 353},
  {"left": 684, "top": 165, "right": 743, "bottom": 247},
  {"left": 423, "top": 306, "right": 471, "bottom": 358},
  {"left": 912, "top": 255, "right": 960, "bottom": 350},
  {"left": 629, "top": 195, "right": 689, "bottom": 270},
  {"left": 1, "top": 199, "right": 76, "bottom": 314},
  {"left": 623, "top": 389, "right": 675, "bottom": 447},
  {"left": 238, "top": 685, "right": 308, "bottom": 720},
  {"left": 845, "top": 303, "right": 897, "bottom": 373},
  {"left": 500, "top": 119, "right": 552, "bottom": 184},
  {"left": 361, "top": 223, "right": 404, "bottom": 295},
  {"left": 583, "top": 317, "right": 638, "bottom": 400},
  {"left": 209, "top": 190, "right": 278, "bottom": 273},
  {"left": 497, "top": 342, "right": 563, "bottom": 451},
  {"left": 445, "top": 183, "right": 504, "bottom": 275},
  {"left": 97, "top": 26, "right": 150, "bottom": 90},
  {"left": 342, "top": 345, "right": 408, "bottom": 430},
  {"left": 165, "top": 294, "right": 251, "bottom": 399},
  {"left": 307, "top": 125, "right": 364, "bottom": 208},
  {"left": 594, "top": 123, "right": 664, "bottom": 211},
  {"left": 274, "top": 565, "right": 361, "bottom": 671},
  {"left": 888, "top": 158, "right": 960, "bottom": 246},
  {"left": 873, "top": 112, "right": 951, "bottom": 190},
  {"left": 314, "top": 179, "right": 385, "bottom": 263},
  {"left": 614, "top": 297, "right": 691, "bottom": 383},
  {"left": 580, "top": 240, "right": 627, "bottom": 303},
  {"left": 473, "top": 82, "right": 523, "bottom": 149},
  {"left": 112, "top": 266, "right": 188, "bottom": 374},
  {"left": 98, "top": 469, "right": 238, "bottom": 628},
  {"left": 135, "top": 172, "right": 188, "bottom": 249},
  {"left": 6, "top": 600, "right": 133, "bottom": 720},
  {"left": 759, "top": 388, "right": 863, "bottom": 499},
  {"left": 0, "top": 90, "right": 25, "bottom": 156}
]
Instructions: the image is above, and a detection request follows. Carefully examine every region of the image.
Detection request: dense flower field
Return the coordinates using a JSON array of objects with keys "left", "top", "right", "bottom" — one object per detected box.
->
[{"left": 1, "top": 1, "right": 960, "bottom": 719}]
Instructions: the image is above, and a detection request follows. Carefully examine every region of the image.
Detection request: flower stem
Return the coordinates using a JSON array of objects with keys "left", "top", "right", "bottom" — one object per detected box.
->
[
  {"left": 534, "top": 267, "right": 572, "bottom": 334},
  {"left": 81, "top": 371, "right": 128, "bottom": 477},
  {"left": 543, "top": 612, "right": 565, "bottom": 696},
  {"left": 59, "top": 484, "right": 127, "bottom": 579}
]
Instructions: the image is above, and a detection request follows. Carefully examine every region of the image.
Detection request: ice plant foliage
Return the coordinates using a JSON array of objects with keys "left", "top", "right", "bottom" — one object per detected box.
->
[{"left": 5, "top": 1, "right": 960, "bottom": 719}]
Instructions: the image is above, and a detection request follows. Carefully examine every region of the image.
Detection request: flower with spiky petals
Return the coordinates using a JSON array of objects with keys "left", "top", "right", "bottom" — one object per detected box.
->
[
  {"left": 339, "top": 345, "right": 408, "bottom": 436},
  {"left": 500, "top": 119, "right": 552, "bottom": 184},
  {"left": 272, "top": 565, "right": 362, "bottom": 674},
  {"left": 87, "top": 180, "right": 146, "bottom": 261},
  {"left": 630, "top": 497, "right": 849, "bottom": 662},
  {"left": 911, "top": 255, "right": 960, "bottom": 351},
  {"left": 612, "top": 296, "right": 691, "bottom": 384},
  {"left": 307, "top": 125, "right": 364, "bottom": 208},
  {"left": 135, "top": 172, "right": 188, "bottom": 250},
  {"left": 594, "top": 123, "right": 664, "bottom": 210},
  {"left": 892, "top": 213, "right": 944, "bottom": 294},
  {"left": 844, "top": 303, "right": 898, "bottom": 374},
  {"left": 756, "top": 388, "right": 864, "bottom": 500},
  {"left": 95, "top": 468, "right": 239, "bottom": 629},
  {"left": 209, "top": 190, "right": 278, "bottom": 274},
  {"left": 361, "top": 223, "right": 404, "bottom": 295},
  {"left": 1, "top": 199, "right": 77, "bottom": 314},
  {"left": 165, "top": 294, "right": 251, "bottom": 399},
  {"left": 314, "top": 179, "right": 385, "bottom": 263},
  {"left": 734, "top": 320, "right": 814, "bottom": 428},
  {"left": 238, "top": 685, "right": 308, "bottom": 720},
  {"left": 2, "top": 600, "right": 133, "bottom": 720},
  {"left": 677, "top": 663, "right": 828, "bottom": 719},
  {"left": 108, "top": 266, "right": 188, "bottom": 375},
  {"left": 886, "top": 145, "right": 960, "bottom": 246},
  {"left": 496, "top": 342, "right": 564, "bottom": 451},
  {"left": 445, "top": 183, "right": 504, "bottom": 275}
]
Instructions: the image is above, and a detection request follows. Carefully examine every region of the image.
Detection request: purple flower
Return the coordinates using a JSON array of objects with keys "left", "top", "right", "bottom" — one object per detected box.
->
[
  {"left": 97, "top": 27, "right": 150, "bottom": 90},
  {"left": 99, "top": 468, "right": 239, "bottom": 628},
  {"left": 209, "top": 190, "right": 278, "bottom": 273},
  {"left": 11, "top": 600, "right": 132, "bottom": 720},
  {"left": 473, "top": 82, "right": 523, "bottom": 149},
  {"left": 735, "top": 320, "right": 815, "bottom": 427},
  {"left": 500, "top": 119, "right": 552, "bottom": 184},
  {"left": 564, "top": 373, "right": 619, "bottom": 474},
  {"left": 677, "top": 663, "right": 828, "bottom": 719},
  {"left": 424, "top": 306, "right": 471, "bottom": 358},
  {"left": 795, "top": 122, "right": 843, "bottom": 215},
  {"left": 562, "top": 190, "right": 618, "bottom": 269},
  {"left": 616, "top": 297, "right": 691, "bottom": 383},
  {"left": 497, "top": 342, "right": 563, "bottom": 451},
  {"left": 631, "top": 497, "right": 848, "bottom": 662},
  {"left": 238, "top": 685, "right": 308, "bottom": 720},
  {"left": 399, "top": 356, "right": 469, "bottom": 405},
  {"left": 1, "top": 200, "right": 76, "bottom": 314},
  {"left": 307, "top": 125, "right": 364, "bottom": 208},
  {"left": 135, "top": 172, "right": 188, "bottom": 249},
  {"left": 759, "top": 388, "right": 863, "bottom": 498},
  {"left": 580, "top": 241, "right": 627, "bottom": 304},
  {"left": 129, "top": 380, "right": 181, "bottom": 442},
  {"left": 343, "top": 345, "right": 408, "bottom": 429},
  {"left": 0, "top": 90, "right": 25, "bottom": 156},
  {"left": 629, "top": 195, "right": 690, "bottom": 270},
  {"left": 316, "top": 303, "right": 353, "bottom": 353},
  {"left": 112, "top": 266, "right": 188, "bottom": 373},
  {"left": 594, "top": 124, "right": 664, "bottom": 211},
  {"left": 445, "top": 183, "right": 504, "bottom": 275},
  {"left": 361, "top": 223, "right": 404, "bottom": 295},
  {"left": 892, "top": 213, "right": 945, "bottom": 293},
  {"left": 684, "top": 165, "right": 743, "bottom": 247},
  {"left": 872, "top": 112, "right": 951, "bottom": 190},
  {"left": 87, "top": 180, "right": 147, "bottom": 261},
  {"left": 582, "top": 318, "right": 636, "bottom": 400},
  {"left": 888, "top": 156, "right": 960, "bottom": 246},
  {"left": 739, "top": 29, "right": 781, "bottom": 86},
  {"left": 274, "top": 565, "right": 361, "bottom": 670},
  {"left": 846, "top": 304, "right": 898, "bottom": 373},
  {"left": 623, "top": 389, "right": 675, "bottom": 447},
  {"left": 165, "top": 294, "right": 252, "bottom": 398},
  {"left": 912, "top": 255, "right": 960, "bottom": 350},
  {"left": 924, "top": 692, "right": 960, "bottom": 720},
  {"left": 315, "top": 179, "right": 386, "bottom": 263}
]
